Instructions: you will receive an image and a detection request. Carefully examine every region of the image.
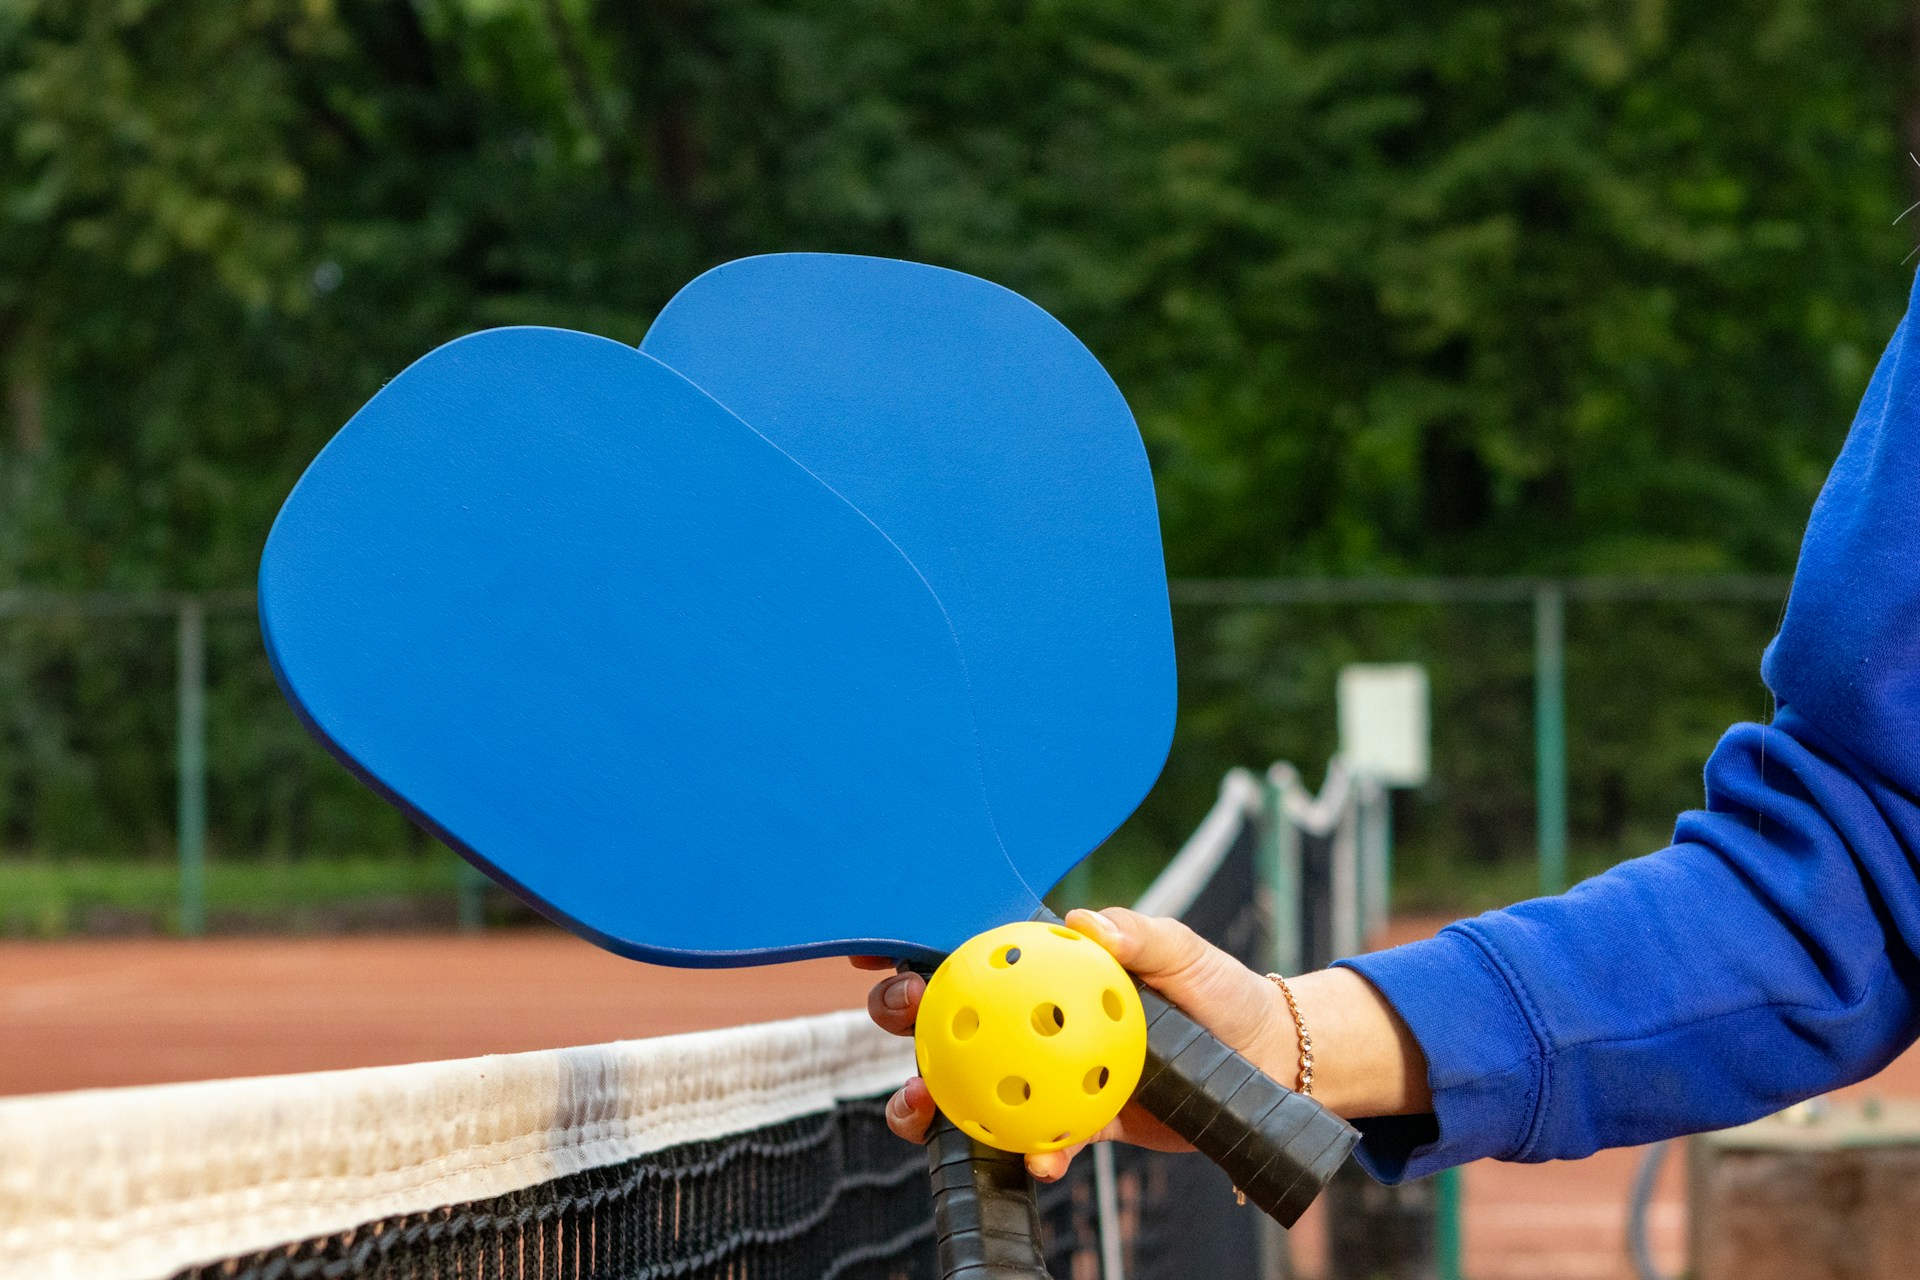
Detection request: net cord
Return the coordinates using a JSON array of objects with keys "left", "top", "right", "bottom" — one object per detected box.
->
[{"left": 1132, "top": 769, "right": 1264, "bottom": 919}]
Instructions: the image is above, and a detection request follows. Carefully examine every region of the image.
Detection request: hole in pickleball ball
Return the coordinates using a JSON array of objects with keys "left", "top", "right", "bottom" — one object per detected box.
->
[
  {"left": 1102, "top": 989, "right": 1124, "bottom": 1021},
  {"left": 1051, "top": 1131, "right": 1071, "bottom": 1144},
  {"left": 951, "top": 1007, "right": 979, "bottom": 1041},
  {"left": 1083, "top": 1065, "right": 1109, "bottom": 1094},
  {"left": 997, "top": 1076, "right": 1031, "bottom": 1107},
  {"left": 1031, "top": 1003, "right": 1065, "bottom": 1037},
  {"left": 1049, "top": 926, "right": 1081, "bottom": 941},
  {"left": 989, "top": 945, "right": 1022, "bottom": 968}
]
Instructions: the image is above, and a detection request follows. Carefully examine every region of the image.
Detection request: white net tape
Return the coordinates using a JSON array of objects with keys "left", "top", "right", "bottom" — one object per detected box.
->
[{"left": 0, "top": 1010, "right": 914, "bottom": 1280}]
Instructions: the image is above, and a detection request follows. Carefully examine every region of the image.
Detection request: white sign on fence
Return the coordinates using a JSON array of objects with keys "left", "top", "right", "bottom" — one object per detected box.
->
[{"left": 1337, "top": 663, "right": 1430, "bottom": 788}]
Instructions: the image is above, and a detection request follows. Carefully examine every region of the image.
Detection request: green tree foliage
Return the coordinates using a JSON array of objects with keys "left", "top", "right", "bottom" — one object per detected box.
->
[{"left": 0, "top": 0, "right": 1915, "bottom": 876}]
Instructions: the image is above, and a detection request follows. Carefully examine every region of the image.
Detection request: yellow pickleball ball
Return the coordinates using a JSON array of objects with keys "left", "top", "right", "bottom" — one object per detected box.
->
[{"left": 913, "top": 920, "right": 1147, "bottom": 1154}]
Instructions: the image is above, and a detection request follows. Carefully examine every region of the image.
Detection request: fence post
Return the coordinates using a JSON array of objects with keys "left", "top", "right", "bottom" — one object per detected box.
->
[
  {"left": 1261, "top": 772, "right": 1302, "bottom": 976},
  {"left": 1256, "top": 773, "right": 1302, "bottom": 1280},
  {"left": 1534, "top": 583, "right": 1568, "bottom": 896},
  {"left": 457, "top": 860, "right": 488, "bottom": 932},
  {"left": 1436, "top": 1166, "right": 1464, "bottom": 1280},
  {"left": 1356, "top": 779, "right": 1391, "bottom": 947},
  {"left": 1060, "top": 858, "right": 1092, "bottom": 912},
  {"left": 176, "top": 598, "right": 207, "bottom": 936}
]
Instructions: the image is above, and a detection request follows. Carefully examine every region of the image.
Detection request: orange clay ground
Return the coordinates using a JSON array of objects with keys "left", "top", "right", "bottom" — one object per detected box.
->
[{"left": 6, "top": 923, "right": 1918, "bottom": 1280}]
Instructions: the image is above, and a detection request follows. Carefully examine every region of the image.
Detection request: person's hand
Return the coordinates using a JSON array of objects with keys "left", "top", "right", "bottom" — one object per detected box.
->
[
  {"left": 856, "top": 906, "right": 1431, "bottom": 1181},
  {"left": 853, "top": 906, "right": 1307, "bottom": 1181}
]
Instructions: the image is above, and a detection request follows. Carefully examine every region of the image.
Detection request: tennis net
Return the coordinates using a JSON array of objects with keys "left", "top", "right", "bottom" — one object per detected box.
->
[{"left": 0, "top": 764, "right": 1356, "bottom": 1280}]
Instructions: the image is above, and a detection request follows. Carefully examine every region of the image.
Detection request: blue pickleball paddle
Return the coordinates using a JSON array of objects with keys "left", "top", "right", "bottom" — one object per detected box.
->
[
  {"left": 641, "top": 254, "right": 1176, "bottom": 900},
  {"left": 260, "top": 268, "right": 1355, "bottom": 1251},
  {"left": 260, "top": 324, "right": 1039, "bottom": 964}
]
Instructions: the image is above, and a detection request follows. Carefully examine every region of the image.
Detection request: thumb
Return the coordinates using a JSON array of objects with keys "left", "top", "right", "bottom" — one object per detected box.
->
[{"left": 1064, "top": 906, "right": 1283, "bottom": 1059}]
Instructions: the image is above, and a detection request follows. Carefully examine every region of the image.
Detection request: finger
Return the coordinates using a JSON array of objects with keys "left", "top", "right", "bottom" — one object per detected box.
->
[
  {"left": 886, "top": 1077, "right": 936, "bottom": 1143},
  {"left": 848, "top": 955, "right": 895, "bottom": 971},
  {"left": 1027, "top": 1103, "right": 1194, "bottom": 1181},
  {"left": 866, "top": 971, "right": 924, "bottom": 1037},
  {"left": 1027, "top": 1140, "right": 1086, "bottom": 1182},
  {"left": 1065, "top": 905, "right": 1202, "bottom": 977},
  {"left": 1065, "top": 906, "right": 1282, "bottom": 1058}
]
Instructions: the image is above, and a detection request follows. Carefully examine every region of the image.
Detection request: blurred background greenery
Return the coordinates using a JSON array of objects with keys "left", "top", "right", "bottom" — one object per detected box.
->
[{"left": 0, "top": 0, "right": 1912, "bottom": 932}]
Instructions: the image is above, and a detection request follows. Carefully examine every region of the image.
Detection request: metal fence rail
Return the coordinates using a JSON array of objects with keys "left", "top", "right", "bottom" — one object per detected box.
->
[{"left": 1169, "top": 575, "right": 1791, "bottom": 605}]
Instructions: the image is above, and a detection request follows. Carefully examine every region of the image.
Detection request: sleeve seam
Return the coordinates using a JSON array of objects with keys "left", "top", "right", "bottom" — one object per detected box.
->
[{"left": 1443, "top": 925, "right": 1556, "bottom": 1162}]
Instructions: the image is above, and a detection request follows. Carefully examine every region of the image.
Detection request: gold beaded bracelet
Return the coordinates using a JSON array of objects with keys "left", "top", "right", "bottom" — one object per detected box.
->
[{"left": 1264, "top": 972, "right": 1314, "bottom": 1096}]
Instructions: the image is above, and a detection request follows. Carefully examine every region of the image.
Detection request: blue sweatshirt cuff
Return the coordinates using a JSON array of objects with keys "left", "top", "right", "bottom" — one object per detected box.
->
[{"left": 1335, "top": 927, "right": 1546, "bottom": 1182}]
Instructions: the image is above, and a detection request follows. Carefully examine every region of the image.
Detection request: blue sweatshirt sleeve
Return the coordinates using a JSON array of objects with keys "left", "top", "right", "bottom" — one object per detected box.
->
[{"left": 1338, "top": 269, "right": 1920, "bottom": 1182}]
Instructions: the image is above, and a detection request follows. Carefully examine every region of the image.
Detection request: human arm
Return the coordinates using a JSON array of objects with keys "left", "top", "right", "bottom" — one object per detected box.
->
[{"left": 1338, "top": 269, "right": 1920, "bottom": 1179}]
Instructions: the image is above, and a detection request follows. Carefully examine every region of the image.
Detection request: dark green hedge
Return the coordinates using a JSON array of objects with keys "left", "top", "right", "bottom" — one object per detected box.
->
[{"left": 1, "top": 0, "right": 1909, "bottom": 906}]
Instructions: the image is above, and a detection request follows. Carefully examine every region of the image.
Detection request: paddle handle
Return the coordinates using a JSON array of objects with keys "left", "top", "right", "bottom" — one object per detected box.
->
[
  {"left": 921, "top": 992, "right": 1357, "bottom": 1280},
  {"left": 927, "top": 1112, "right": 1052, "bottom": 1279},
  {"left": 911, "top": 941, "right": 1356, "bottom": 1280},
  {"left": 1132, "top": 985, "right": 1359, "bottom": 1225}
]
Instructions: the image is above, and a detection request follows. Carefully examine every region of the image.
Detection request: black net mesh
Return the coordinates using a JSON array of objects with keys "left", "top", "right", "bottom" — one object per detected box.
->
[
  {"left": 167, "top": 802, "right": 1284, "bottom": 1280},
  {"left": 169, "top": 1099, "right": 937, "bottom": 1280}
]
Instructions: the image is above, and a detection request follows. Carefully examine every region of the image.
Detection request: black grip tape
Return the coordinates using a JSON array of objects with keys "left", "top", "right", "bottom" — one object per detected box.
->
[
  {"left": 927, "top": 1112, "right": 1052, "bottom": 1280},
  {"left": 1132, "top": 986, "right": 1360, "bottom": 1226}
]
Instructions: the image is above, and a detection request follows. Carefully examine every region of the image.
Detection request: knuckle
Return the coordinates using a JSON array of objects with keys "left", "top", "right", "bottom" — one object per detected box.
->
[{"left": 1153, "top": 918, "right": 1212, "bottom": 977}]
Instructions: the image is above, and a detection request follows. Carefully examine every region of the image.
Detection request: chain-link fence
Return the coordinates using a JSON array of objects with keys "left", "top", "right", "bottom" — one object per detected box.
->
[
  {"left": 0, "top": 577, "right": 1790, "bottom": 935},
  {"left": 0, "top": 591, "right": 473, "bottom": 935}
]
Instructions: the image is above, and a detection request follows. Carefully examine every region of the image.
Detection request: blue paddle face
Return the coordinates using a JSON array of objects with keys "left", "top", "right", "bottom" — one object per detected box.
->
[
  {"left": 642, "top": 254, "right": 1176, "bottom": 899},
  {"left": 259, "top": 326, "right": 1040, "bottom": 965}
]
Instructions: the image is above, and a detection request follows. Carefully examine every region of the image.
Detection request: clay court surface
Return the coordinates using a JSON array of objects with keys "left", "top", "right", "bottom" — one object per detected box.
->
[{"left": 7, "top": 925, "right": 1920, "bottom": 1280}]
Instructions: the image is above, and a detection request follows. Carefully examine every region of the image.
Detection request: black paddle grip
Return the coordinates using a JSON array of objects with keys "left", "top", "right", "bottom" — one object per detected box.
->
[
  {"left": 907, "top": 940, "right": 1356, "bottom": 1280},
  {"left": 926, "top": 1112, "right": 1052, "bottom": 1279},
  {"left": 904, "top": 958, "right": 1051, "bottom": 1279},
  {"left": 1132, "top": 985, "right": 1359, "bottom": 1226}
]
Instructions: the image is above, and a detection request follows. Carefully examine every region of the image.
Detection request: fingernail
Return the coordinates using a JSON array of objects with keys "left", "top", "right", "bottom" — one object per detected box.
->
[
  {"left": 887, "top": 1090, "right": 909, "bottom": 1118},
  {"left": 882, "top": 975, "right": 916, "bottom": 1010},
  {"left": 1080, "top": 910, "right": 1122, "bottom": 942}
]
